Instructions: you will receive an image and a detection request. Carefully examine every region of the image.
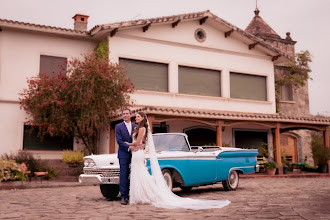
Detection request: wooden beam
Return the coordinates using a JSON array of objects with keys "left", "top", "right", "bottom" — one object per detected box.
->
[
  {"left": 249, "top": 42, "right": 258, "bottom": 50},
  {"left": 324, "top": 126, "right": 329, "bottom": 148},
  {"left": 199, "top": 16, "right": 208, "bottom": 25},
  {"left": 148, "top": 115, "right": 154, "bottom": 133},
  {"left": 109, "top": 124, "right": 115, "bottom": 154},
  {"left": 172, "top": 19, "right": 181, "bottom": 28},
  {"left": 224, "top": 29, "right": 234, "bottom": 38},
  {"left": 274, "top": 123, "right": 283, "bottom": 174},
  {"left": 143, "top": 23, "right": 151, "bottom": 32},
  {"left": 325, "top": 126, "right": 330, "bottom": 174},
  {"left": 152, "top": 117, "right": 216, "bottom": 127},
  {"left": 110, "top": 28, "right": 118, "bottom": 37},
  {"left": 216, "top": 120, "right": 224, "bottom": 147},
  {"left": 272, "top": 55, "right": 281, "bottom": 61}
]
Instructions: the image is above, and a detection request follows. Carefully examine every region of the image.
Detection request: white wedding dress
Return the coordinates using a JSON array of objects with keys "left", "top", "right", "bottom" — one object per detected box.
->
[{"left": 129, "top": 127, "right": 231, "bottom": 209}]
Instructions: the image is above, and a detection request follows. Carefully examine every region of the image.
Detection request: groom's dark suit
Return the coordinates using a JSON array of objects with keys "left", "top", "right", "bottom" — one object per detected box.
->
[{"left": 115, "top": 121, "right": 136, "bottom": 199}]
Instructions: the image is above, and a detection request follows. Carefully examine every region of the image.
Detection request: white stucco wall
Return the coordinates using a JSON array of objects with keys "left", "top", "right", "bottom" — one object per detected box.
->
[
  {"left": 0, "top": 29, "right": 96, "bottom": 158},
  {"left": 109, "top": 21, "right": 276, "bottom": 114},
  {"left": 0, "top": 19, "right": 279, "bottom": 158}
]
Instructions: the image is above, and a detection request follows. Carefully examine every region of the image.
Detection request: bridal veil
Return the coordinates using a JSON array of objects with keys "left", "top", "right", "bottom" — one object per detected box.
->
[{"left": 145, "top": 122, "right": 230, "bottom": 210}]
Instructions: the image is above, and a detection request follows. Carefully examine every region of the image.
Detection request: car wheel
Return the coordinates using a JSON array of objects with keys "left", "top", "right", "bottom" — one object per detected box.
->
[
  {"left": 162, "top": 169, "right": 173, "bottom": 191},
  {"left": 180, "top": 186, "right": 192, "bottom": 191},
  {"left": 100, "top": 184, "right": 119, "bottom": 200},
  {"left": 222, "top": 170, "right": 239, "bottom": 191}
]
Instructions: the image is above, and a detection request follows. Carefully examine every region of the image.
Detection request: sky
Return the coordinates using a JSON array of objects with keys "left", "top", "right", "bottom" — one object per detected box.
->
[{"left": 0, "top": 0, "right": 329, "bottom": 116}]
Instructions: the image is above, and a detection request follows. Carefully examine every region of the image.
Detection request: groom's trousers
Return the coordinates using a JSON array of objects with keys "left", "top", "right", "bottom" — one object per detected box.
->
[{"left": 119, "top": 157, "right": 131, "bottom": 199}]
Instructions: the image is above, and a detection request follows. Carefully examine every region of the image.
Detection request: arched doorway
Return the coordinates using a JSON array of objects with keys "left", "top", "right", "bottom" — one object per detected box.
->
[
  {"left": 280, "top": 134, "right": 297, "bottom": 163},
  {"left": 184, "top": 127, "right": 216, "bottom": 146}
]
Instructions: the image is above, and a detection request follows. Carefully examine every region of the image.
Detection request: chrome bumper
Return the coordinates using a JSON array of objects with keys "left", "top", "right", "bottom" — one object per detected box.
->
[{"left": 78, "top": 174, "right": 120, "bottom": 185}]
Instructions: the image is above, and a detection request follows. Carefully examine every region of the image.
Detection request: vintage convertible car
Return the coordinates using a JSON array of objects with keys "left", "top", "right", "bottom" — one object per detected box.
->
[{"left": 79, "top": 133, "right": 259, "bottom": 200}]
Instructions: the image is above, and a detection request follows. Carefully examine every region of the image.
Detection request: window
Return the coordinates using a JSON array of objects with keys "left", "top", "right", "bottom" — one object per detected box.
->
[
  {"left": 153, "top": 122, "right": 169, "bottom": 134},
  {"left": 39, "top": 55, "right": 67, "bottom": 77},
  {"left": 119, "top": 58, "right": 168, "bottom": 92},
  {"left": 179, "top": 66, "right": 221, "bottom": 97},
  {"left": 234, "top": 130, "right": 268, "bottom": 156},
  {"left": 230, "top": 72, "right": 267, "bottom": 101},
  {"left": 281, "top": 84, "right": 293, "bottom": 101},
  {"left": 185, "top": 127, "right": 216, "bottom": 146},
  {"left": 194, "top": 28, "right": 206, "bottom": 42},
  {"left": 23, "top": 125, "right": 73, "bottom": 151},
  {"left": 153, "top": 134, "right": 190, "bottom": 152}
]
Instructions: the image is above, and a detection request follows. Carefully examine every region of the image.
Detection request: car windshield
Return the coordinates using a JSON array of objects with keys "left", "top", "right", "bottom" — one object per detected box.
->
[{"left": 152, "top": 134, "right": 190, "bottom": 152}]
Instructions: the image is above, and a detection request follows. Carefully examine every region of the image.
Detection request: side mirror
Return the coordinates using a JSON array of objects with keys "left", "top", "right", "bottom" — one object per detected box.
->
[{"left": 193, "top": 146, "right": 204, "bottom": 153}]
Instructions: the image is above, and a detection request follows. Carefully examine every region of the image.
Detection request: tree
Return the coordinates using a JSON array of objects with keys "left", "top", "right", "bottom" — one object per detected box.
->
[
  {"left": 20, "top": 53, "right": 134, "bottom": 154},
  {"left": 275, "top": 50, "right": 312, "bottom": 112}
]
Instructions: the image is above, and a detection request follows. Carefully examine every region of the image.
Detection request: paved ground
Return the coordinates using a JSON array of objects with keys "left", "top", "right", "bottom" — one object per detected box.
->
[{"left": 0, "top": 177, "right": 329, "bottom": 220}]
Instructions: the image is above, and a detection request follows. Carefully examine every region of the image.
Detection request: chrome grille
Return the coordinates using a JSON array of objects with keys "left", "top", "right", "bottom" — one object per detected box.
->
[{"left": 84, "top": 169, "right": 120, "bottom": 177}]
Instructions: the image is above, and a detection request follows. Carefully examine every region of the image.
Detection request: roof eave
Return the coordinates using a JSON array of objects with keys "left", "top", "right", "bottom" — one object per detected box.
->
[
  {"left": 90, "top": 10, "right": 290, "bottom": 63},
  {"left": 0, "top": 19, "right": 92, "bottom": 40},
  {"left": 111, "top": 105, "right": 330, "bottom": 126}
]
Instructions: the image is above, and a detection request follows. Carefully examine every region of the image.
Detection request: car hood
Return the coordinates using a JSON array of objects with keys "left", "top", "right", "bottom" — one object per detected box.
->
[{"left": 84, "top": 154, "right": 119, "bottom": 167}]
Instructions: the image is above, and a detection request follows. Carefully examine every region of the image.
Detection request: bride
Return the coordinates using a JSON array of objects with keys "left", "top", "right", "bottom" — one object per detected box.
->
[{"left": 125, "top": 111, "right": 230, "bottom": 209}]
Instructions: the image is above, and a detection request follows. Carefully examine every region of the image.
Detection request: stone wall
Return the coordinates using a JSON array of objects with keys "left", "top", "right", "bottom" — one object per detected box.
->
[
  {"left": 275, "top": 66, "right": 310, "bottom": 117},
  {"left": 264, "top": 39, "right": 295, "bottom": 58},
  {"left": 271, "top": 35, "right": 312, "bottom": 165}
]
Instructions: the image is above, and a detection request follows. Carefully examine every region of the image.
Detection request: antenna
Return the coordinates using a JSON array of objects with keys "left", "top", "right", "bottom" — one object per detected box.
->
[
  {"left": 254, "top": 0, "right": 260, "bottom": 16},
  {"left": 131, "top": 13, "right": 141, "bottom": 20}
]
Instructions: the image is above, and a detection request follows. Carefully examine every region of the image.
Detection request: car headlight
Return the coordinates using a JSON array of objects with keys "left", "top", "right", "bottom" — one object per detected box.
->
[{"left": 84, "top": 158, "right": 96, "bottom": 167}]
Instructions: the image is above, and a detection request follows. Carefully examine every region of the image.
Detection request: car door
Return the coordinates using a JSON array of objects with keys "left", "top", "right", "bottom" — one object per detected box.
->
[{"left": 185, "top": 151, "right": 217, "bottom": 185}]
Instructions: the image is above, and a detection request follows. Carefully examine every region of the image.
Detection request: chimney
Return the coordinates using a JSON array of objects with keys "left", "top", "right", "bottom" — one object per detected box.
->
[{"left": 72, "top": 14, "right": 89, "bottom": 31}]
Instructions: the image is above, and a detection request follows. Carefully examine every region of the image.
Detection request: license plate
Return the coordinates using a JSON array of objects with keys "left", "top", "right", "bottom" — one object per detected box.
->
[{"left": 105, "top": 177, "right": 114, "bottom": 183}]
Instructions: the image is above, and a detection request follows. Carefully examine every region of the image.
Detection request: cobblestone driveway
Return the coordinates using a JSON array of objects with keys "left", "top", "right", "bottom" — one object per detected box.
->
[{"left": 0, "top": 178, "right": 329, "bottom": 220}]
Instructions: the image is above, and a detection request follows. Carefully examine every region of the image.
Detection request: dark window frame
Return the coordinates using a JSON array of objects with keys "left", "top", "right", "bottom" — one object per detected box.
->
[
  {"left": 178, "top": 65, "right": 221, "bottom": 97},
  {"left": 280, "top": 84, "right": 294, "bottom": 101},
  {"left": 119, "top": 58, "right": 169, "bottom": 92},
  {"left": 39, "top": 55, "right": 67, "bottom": 77},
  {"left": 232, "top": 128, "right": 268, "bottom": 156},
  {"left": 23, "top": 125, "right": 73, "bottom": 151},
  {"left": 230, "top": 72, "right": 267, "bottom": 101}
]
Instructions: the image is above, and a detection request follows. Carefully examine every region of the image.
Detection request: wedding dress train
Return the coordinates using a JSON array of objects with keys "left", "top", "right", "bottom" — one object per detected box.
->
[{"left": 129, "top": 128, "right": 230, "bottom": 209}]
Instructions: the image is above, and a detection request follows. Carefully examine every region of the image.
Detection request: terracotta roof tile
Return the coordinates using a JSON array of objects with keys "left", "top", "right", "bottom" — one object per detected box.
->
[
  {"left": 1, "top": 11, "right": 290, "bottom": 60},
  {"left": 0, "top": 18, "right": 89, "bottom": 35},
  {"left": 123, "top": 106, "right": 330, "bottom": 126},
  {"left": 89, "top": 10, "right": 290, "bottom": 60}
]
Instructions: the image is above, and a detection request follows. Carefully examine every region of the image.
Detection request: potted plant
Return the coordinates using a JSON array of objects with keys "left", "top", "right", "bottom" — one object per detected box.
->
[
  {"left": 263, "top": 161, "right": 278, "bottom": 175},
  {"left": 281, "top": 151, "right": 288, "bottom": 174},
  {"left": 62, "top": 150, "right": 84, "bottom": 167},
  {"left": 312, "top": 134, "right": 330, "bottom": 173}
]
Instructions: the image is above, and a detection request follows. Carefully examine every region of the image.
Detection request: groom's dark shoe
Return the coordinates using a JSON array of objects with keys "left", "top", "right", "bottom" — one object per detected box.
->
[{"left": 121, "top": 198, "right": 128, "bottom": 205}]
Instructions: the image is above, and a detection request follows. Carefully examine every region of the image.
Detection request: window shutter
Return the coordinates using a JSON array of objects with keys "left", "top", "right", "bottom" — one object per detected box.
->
[
  {"left": 179, "top": 66, "right": 221, "bottom": 97},
  {"left": 39, "top": 55, "right": 67, "bottom": 77},
  {"left": 230, "top": 72, "right": 267, "bottom": 101},
  {"left": 281, "top": 84, "right": 293, "bottom": 101},
  {"left": 119, "top": 58, "right": 168, "bottom": 92}
]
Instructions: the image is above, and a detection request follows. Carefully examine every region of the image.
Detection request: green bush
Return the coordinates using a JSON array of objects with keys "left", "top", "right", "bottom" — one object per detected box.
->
[
  {"left": 0, "top": 159, "right": 25, "bottom": 182},
  {"left": 263, "top": 161, "right": 278, "bottom": 169},
  {"left": 62, "top": 150, "right": 84, "bottom": 165},
  {"left": 2, "top": 151, "right": 41, "bottom": 175},
  {"left": 1, "top": 151, "right": 58, "bottom": 179},
  {"left": 302, "top": 164, "right": 318, "bottom": 172},
  {"left": 311, "top": 134, "right": 330, "bottom": 166}
]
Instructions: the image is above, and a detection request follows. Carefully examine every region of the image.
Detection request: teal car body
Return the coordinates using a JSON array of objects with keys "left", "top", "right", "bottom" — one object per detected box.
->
[{"left": 146, "top": 133, "right": 258, "bottom": 190}]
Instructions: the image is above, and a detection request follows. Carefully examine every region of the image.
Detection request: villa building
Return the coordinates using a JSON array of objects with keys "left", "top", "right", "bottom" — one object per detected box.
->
[{"left": 0, "top": 9, "right": 329, "bottom": 174}]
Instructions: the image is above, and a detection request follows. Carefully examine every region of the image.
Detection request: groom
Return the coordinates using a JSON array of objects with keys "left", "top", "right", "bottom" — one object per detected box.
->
[{"left": 115, "top": 108, "right": 137, "bottom": 205}]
